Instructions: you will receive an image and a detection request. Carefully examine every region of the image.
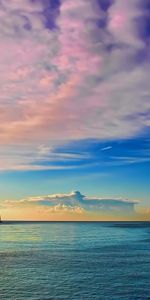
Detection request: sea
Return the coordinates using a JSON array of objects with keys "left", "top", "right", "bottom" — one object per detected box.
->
[{"left": 0, "top": 221, "right": 150, "bottom": 300}]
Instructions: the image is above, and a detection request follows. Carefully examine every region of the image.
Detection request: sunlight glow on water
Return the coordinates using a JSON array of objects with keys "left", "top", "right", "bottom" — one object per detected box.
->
[{"left": 0, "top": 222, "right": 150, "bottom": 300}]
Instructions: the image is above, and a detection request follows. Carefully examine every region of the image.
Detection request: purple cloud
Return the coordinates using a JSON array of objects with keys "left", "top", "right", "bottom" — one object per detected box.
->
[{"left": 0, "top": 0, "right": 149, "bottom": 170}]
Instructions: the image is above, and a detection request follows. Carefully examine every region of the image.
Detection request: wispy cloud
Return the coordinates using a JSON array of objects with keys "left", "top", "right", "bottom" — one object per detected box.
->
[
  {"left": 0, "top": 136, "right": 150, "bottom": 171},
  {"left": 101, "top": 146, "right": 112, "bottom": 151}
]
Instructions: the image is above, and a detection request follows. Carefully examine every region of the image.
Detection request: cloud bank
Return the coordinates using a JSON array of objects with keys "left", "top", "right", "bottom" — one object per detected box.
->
[
  {"left": 0, "top": 0, "right": 150, "bottom": 170},
  {"left": 3, "top": 191, "right": 138, "bottom": 218}
]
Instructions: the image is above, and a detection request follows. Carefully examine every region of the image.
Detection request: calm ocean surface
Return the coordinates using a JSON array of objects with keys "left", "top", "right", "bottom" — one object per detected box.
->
[{"left": 0, "top": 221, "right": 150, "bottom": 300}]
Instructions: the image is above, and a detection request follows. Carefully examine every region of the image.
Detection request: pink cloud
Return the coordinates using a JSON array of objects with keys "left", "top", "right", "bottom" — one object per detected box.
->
[
  {"left": 0, "top": 0, "right": 149, "bottom": 170},
  {"left": 108, "top": 0, "right": 144, "bottom": 48}
]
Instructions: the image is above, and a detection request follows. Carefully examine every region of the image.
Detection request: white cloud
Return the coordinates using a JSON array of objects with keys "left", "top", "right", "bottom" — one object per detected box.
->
[
  {"left": 4, "top": 191, "right": 139, "bottom": 215},
  {"left": 101, "top": 146, "right": 112, "bottom": 151}
]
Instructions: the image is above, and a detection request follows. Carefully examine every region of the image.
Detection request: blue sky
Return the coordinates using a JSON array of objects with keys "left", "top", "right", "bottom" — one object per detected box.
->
[
  {"left": 0, "top": 0, "right": 150, "bottom": 219},
  {"left": 0, "top": 132, "right": 149, "bottom": 207}
]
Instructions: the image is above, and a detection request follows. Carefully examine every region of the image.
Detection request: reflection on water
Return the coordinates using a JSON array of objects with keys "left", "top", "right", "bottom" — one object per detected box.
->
[{"left": 0, "top": 222, "right": 150, "bottom": 300}]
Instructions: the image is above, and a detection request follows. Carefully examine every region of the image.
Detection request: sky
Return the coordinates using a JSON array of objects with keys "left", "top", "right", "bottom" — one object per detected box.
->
[{"left": 0, "top": 0, "right": 150, "bottom": 220}]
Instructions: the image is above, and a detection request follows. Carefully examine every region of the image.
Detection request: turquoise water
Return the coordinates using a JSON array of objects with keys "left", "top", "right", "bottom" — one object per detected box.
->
[{"left": 0, "top": 222, "right": 150, "bottom": 300}]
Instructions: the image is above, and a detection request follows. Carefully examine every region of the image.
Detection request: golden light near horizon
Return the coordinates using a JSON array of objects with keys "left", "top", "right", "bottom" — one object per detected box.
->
[
  {"left": 0, "top": 0, "right": 149, "bottom": 220},
  {"left": 1, "top": 191, "right": 149, "bottom": 221}
]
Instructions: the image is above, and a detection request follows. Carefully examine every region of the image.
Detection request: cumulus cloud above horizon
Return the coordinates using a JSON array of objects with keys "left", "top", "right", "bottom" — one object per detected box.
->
[
  {"left": 3, "top": 191, "right": 139, "bottom": 216},
  {"left": 0, "top": 0, "right": 150, "bottom": 171}
]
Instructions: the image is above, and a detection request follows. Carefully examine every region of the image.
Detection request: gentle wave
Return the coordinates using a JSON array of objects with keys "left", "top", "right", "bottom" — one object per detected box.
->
[{"left": 0, "top": 222, "right": 150, "bottom": 300}]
